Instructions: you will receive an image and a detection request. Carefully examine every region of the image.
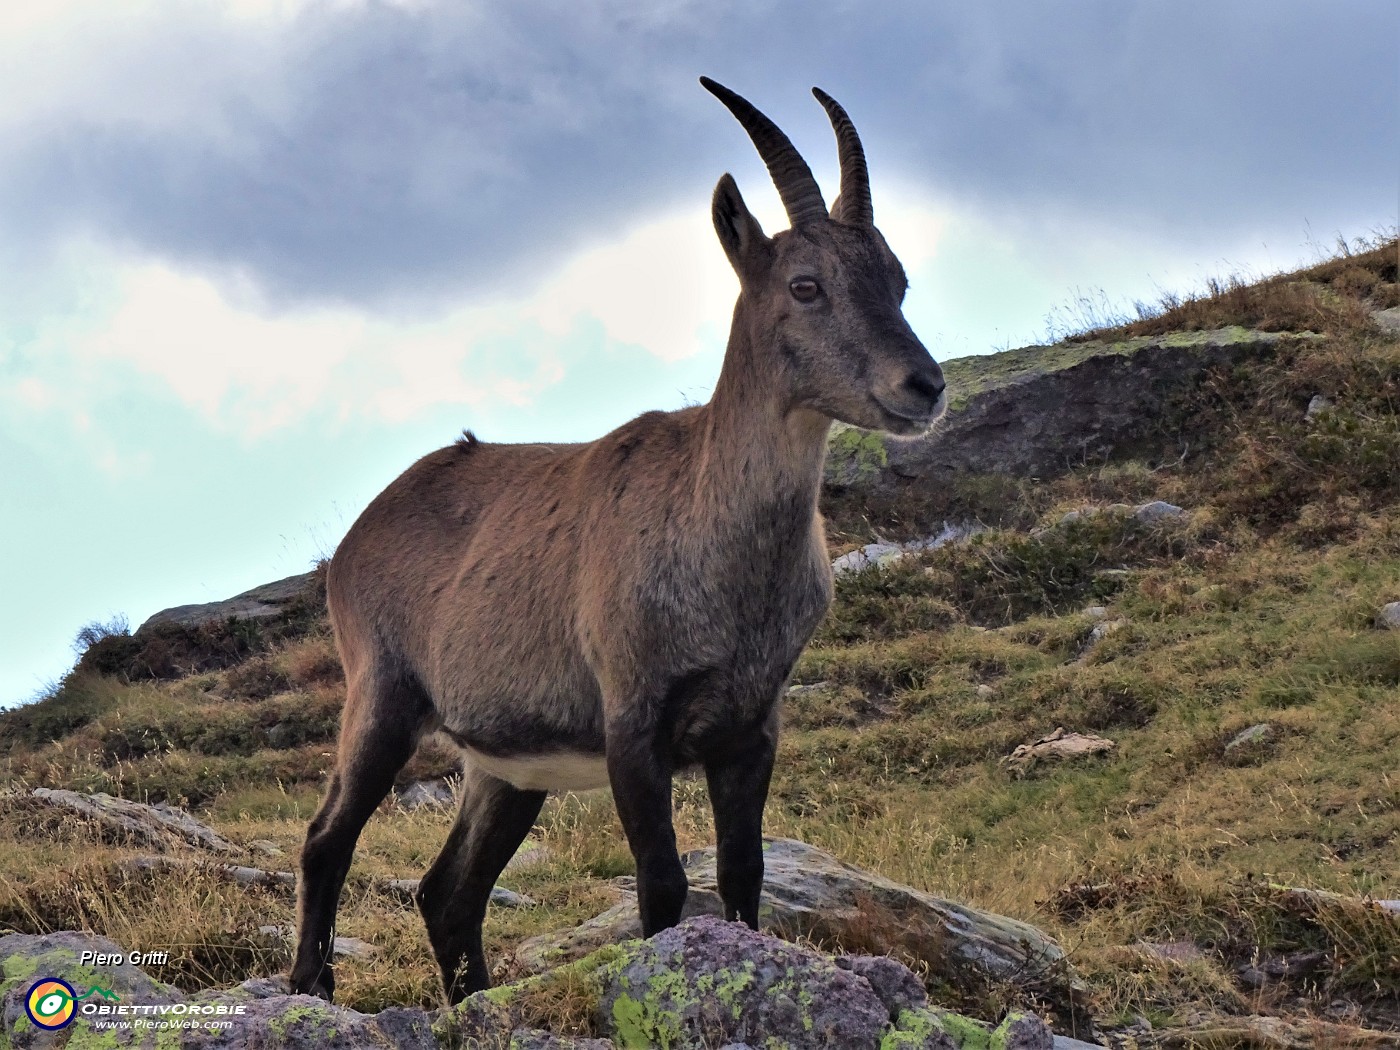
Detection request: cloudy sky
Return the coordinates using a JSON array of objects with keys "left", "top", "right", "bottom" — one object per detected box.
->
[{"left": 2, "top": 0, "right": 1396, "bottom": 707}]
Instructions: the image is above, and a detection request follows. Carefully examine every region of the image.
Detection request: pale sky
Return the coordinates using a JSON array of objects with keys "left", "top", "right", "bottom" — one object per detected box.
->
[{"left": 2, "top": 1, "right": 1396, "bottom": 707}]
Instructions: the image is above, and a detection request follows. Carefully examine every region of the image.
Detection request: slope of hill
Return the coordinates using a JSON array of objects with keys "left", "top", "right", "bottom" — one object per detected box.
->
[{"left": 2, "top": 238, "right": 1397, "bottom": 1044}]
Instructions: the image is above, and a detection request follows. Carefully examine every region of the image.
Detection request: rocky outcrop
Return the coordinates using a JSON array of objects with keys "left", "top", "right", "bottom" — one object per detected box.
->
[
  {"left": 137, "top": 571, "right": 320, "bottom": 633},
  {"left": 516, "top": 838, "right": 1077, "bottom": 1012},
  {"left": 595, "top": 917, "right": 896, "bottom": 1048},
  {"left": 826, "top": 327, "right": 1314, "bottom": 490},
  {"left": 1, "top": 922, "right": 1056, "bottom": 1050},
  {"left": 462, "top": 916, "right": 1056, "bottom": 1050},
  {"left": 11, "top": 788, "right": 243, "bottom": 854}
]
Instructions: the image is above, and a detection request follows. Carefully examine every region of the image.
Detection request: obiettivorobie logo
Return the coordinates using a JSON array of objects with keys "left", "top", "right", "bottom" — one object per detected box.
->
[
  {"left": 25, "top": 978, "right": 120, "bottom": 1030},
  {"left": 23, "top": 973, "right": 247, "bottom": 1033}
]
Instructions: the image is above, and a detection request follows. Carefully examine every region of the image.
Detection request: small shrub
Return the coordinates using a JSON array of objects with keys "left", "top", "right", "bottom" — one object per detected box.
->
[
  {"left": 78, "top": 618, "right": 266, "bottom": 681},
  {"left": 280, "top": 634, "right": 344, "bottom": 688},
  {"left": 72, "top": 615, "right": 130, "bottom": 657}
]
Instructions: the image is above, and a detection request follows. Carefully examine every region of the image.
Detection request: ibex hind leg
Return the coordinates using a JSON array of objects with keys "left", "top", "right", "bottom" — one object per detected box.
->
[
  {"left": 416, "top": 765, "right": 546, "bottom": 1004},
  {"left": 289, "top": 665, "right": 427, "bottom": 1000}
]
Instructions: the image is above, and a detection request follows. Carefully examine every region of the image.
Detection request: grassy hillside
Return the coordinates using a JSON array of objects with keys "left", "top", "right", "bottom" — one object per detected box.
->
[{"left": 2, "top": 238, "right": 1397, "bottom": 1039}]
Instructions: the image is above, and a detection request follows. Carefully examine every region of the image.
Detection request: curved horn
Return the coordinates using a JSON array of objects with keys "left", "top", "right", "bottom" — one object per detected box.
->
[
  {"left": 811, "top": 87, "right": 872, "bottom": 227},
  {"left": 700, "top": 76, "right": 827, "bottom": 227}
]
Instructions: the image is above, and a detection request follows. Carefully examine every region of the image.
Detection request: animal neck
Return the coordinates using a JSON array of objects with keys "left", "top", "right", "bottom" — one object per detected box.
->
[{"left": 698, "top": 306, "right": 832, "bottom": 525}]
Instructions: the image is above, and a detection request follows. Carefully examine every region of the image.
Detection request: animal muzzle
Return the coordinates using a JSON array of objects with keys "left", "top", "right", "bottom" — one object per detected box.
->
[{"left": 874, "top": 355, "right": 946, "bottom": 433}]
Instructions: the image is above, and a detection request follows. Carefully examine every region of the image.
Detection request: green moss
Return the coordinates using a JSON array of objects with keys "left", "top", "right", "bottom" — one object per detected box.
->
[
  {"left": 882, "top": 1007, "right": 945, "bottom": 1049},
  {"left": 68, "top": 965, "right": 111, "bottom": 990},
  {"left": 63, "top": 1026, "right": 126, "bottom": 1050},
  {"left": 988, "top": 1012, "right": 1037, "bottom": 1050},
  {"left": 880, "top": 1008, "right": 1039, "bottom": 1050},
  {"left": 828, "top": 424, "right": 890, "bottom": 480},
  {"left": 712, "top": 959, "right": 756, "bottom": 1019},
  {"left": 265, "top": 1001, "right": 339, "bottom": 1042},
  {"left": 610, "top": 979, "right": 691, "bottom": 1050},
  {"left": 483, "top": 984, "right": 516, "bottom": 1006},
  {"left": 0, "top": 950, "right": 41, "bottom": 987},
  {"left": 444, "top": 943, "right": 626, "bottom": 1043},
  {"left": 931, "top": 1009, "right": 992, "bottom": 1050}
]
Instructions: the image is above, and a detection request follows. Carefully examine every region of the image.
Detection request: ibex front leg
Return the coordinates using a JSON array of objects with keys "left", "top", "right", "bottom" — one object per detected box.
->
[
  {"left": 704, "top": 710, "right": 777, "bottom": 928},
  {"left": 606, "top": 713, "right": 688, "bottom": 935}
]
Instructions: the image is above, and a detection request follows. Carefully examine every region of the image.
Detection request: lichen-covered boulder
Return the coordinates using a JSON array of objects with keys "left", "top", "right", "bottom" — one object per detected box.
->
[
  {"left": 835, "top": 955, "right": 928, "bottom": 1019},
  {"left": 516, "top": 883, "right": 729, "bottom": 975},
  {"left": 185, "top": 994, "right": 440, "bottom": 1050},
  {"left": 586, "top": 919, "right": 1055, "bottom": 1050},
  {"left": 4, "top": 926, "right": 1058, "bottom": 1049},
  {"left": 596, "top": 916, "right": 891, "bottom": 1049},
  {"left": 1, "top": 931, "right": 179, "bottom": 1048},
  {"left": 518, "top": 839, "right": 1075, "bottom": 1012}
]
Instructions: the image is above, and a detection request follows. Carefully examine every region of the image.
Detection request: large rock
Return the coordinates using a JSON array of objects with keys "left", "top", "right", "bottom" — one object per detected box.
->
[
  {"left": 517, "top": 838, "right": 1076, "bottom": 1010},
  {"left": 0, "top": 931, "right": 178, "bottom": 1038},
  {"left": 461, "top": 917, "right": 1054, "bottom": 1050},
  {"left": 826, "top": 328, "right": 1314, "bottom": 489},
  {"left": 14, "top": 788, "right": 242, "bottom": 854},
  {"left": 596, "top": 916, "right": 893, "bottom": 1049},
  {"left": 137, "top": 571, "right": 320, "bottom": 633},
  {"left": 3, "top": 927, "right": 1054, "bottom": 1050}
]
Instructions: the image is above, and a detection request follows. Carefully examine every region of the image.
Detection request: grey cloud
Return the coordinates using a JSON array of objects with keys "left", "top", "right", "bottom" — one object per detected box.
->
[{"left": 2, "top": 0, "right": 1394, "bottom": 308}]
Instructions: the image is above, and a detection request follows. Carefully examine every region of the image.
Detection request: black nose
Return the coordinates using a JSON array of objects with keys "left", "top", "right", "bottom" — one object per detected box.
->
[{"left": 903, "top": 367, "right": 945, "bottom": 404}]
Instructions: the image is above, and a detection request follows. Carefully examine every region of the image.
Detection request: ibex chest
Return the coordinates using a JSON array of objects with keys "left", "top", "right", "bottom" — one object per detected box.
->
[{"left": 639, "top": 516, "right": 833, "bottom": 722}]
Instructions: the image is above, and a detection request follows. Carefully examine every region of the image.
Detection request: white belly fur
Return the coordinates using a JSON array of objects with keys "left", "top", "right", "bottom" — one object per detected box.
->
[{"left": 464, "top": 747, "right": 611, "bottom": 792}]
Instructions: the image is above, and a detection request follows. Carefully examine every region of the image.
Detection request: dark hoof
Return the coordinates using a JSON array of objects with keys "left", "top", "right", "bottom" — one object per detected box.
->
[{"left": 288, "top": 970, "right": 335, "bottom": 1002}]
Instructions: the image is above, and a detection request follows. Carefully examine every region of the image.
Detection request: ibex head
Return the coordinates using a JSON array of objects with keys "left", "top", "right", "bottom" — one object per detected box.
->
[{"left": 702, "top": 77, "right": 945, "bottom": 436}]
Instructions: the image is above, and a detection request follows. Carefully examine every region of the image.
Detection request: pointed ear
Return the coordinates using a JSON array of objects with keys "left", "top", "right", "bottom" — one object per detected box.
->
[{"left": 711, "top": 173, "right": 770, "bottom": 277}]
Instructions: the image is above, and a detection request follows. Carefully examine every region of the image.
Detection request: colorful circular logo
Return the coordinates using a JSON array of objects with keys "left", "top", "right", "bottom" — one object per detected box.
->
[{"left": 26, "top": 978, "right": 77, "bottom": 1030}]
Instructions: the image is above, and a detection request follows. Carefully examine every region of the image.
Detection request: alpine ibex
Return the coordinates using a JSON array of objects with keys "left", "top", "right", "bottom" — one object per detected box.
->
[{"left": 291, "top": 77, "right": 945, "bottom": 1003}]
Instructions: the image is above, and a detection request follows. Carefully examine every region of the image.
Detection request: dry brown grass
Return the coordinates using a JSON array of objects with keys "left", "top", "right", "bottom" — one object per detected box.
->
[{"left": 277, "top": 633, "right": 345, "bottom": 689}]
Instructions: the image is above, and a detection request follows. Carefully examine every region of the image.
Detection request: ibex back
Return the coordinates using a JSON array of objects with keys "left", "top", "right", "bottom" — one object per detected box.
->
[{"left": 291, "top": 77, "right": 945, "bottom": 1004}]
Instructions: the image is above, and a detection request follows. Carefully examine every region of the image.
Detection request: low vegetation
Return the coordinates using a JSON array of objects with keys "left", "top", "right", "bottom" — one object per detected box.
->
[{"left": 2, "top": 239, "right": 1398, "bottom": 1040}]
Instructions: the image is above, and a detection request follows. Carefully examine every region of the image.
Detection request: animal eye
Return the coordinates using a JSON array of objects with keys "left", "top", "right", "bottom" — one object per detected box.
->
[{"left": 789, "top": 278, "right": 821, "bottom": 302}]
